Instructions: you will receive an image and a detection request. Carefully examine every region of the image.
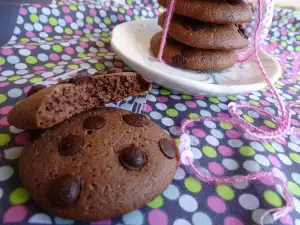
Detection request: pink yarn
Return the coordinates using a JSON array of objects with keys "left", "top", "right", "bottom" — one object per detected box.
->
[{"left": 157, "top": 0, "right": 299, "bottom": 223}]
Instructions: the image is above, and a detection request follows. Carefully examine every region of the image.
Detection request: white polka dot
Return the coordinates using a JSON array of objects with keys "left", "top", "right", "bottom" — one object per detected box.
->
[
  {"left": 122, "top": 210, "right": 143, "bottom": 225},
  {"left": 248, "top": 111, "right": 259, "bottom": 118},
  {"left": 189, "top": 135, "right": 200, "bottom": 146},
  {"left": 17, "top": 15, "right": 24, "bottom": 24},
  {"left": 28, "top": 6, "right": 37, "bottom": 13},
  {"left": 162, "top": 117, "right": 174, "bottom": 126},
  {"left": 0, "top": 77, "right": 7, "bottom": 82},
  {"left": 14, "top": 27, "right": 21, "bottom": 35},
  {"left": 24, "top": 23, "right": 34, "bottom": 31},
  {"left": 29, "top": 213, "right": 52, "bottom": 224},
  {"left": 34, "top": 23, "right": 43, "bottom": 31},
  {"left": 55, "top": 26, "right": 63, "bottom": 33},
  {"left": 163, "top": 184, "right": 180, "bottom": 200},
  {"left": 288, "top": 142, "right": 300, "bottom": 152},
  {"left": 296, "top": 219, "right": 300, "bottom": 225},
  {"left": 14, "top": 79, "right": 28, "bottom": 84},
  {"left": 173, "top": 219, "right": 191, "bottom": 225},
  {"left": 271, "top": 142, "right": 284, "bottom": 152},
  {"left": 7, "top": 88, "right": 22, "bottom": 98},
  {"left": 294, "top": 197, "right": 300, "bottom": 213},
  {"left": 204, "top": 121, "right": 216, "bottom": 129},
  {"left": 292, "top": 173, "right": 300, "bottom": 185},
  {"left": 191, "top": 147, "right": 202, "bottom": 159},
  {"left": 290, "top": 135, "right": 300, "bottom": 145},
  {"left": 210, "top": 129, "right": 224, "bottom": 139},
  {"left": 39, "top": 14, "right": 48, "bottom": 23},
  {"left": 4, "top": 147, "right": 23, "bottom": 160},
  {"left": 37, "top": 53, "right": 49, "bottom": 62},
  {"left": 174, "top": 167, "right": 185, "bottom": 180},
  {"left": 265, "top": 107, "right": 276, "bottom": 115},
  {"left": 249, "top": 95, "right": 259, "bottom": 100},
  {"left": 278, "top": 153, "right": 292, "bottom": 165},
  {"left": 206, "top": 135, "right": 219, "bottom": 146},
  {"left": 155, "top": 103, "right": 167, "bottom": 111},
  {"left": 52, "top": 8, "right": 60, "bottom": 16},
  {"left": 0, "top": 188, "right": 3, "bottom": 199},
  {"left": 40, "top": 44, "right": 51, "bottom": 50},
  {"left": 210, "top": 104, "right": 221, "bottom": 112},
  {"left": 70, "top": 22, "right": 79, "bottom": 30},
  {"left": 222, "top": 158, "right": 239, "bottom": 170},
  {"left": 239, "top": 194, "right": 259, "bottom": 210},
  {"left": 218, "top": 103, "right": 228, "bottom": 110},
  {"left": 272, "top": 168, "right": 287, "bottom": 180},
  {"left": 1, "top": 70, "right": 14, "bottom": 76},
  {"left": 200, "top": 110, "right": 211, "bottom": 117},
  {"left": 192, "top": 212, "right": 212, "bottom": 225},
  {"left": 250, "top": 142, "right": 264, "bottom": 152},
  {"left": 179, "top": 194, "right": 198, "bottom": 212},
  {"left": 228, "top": 139, "right": 243, "bottom": 148},
  {"left": 232, "top": 180, "right": 249, "bottom": 189},
  {"left": 0, "top": 166, "right": 14, "bottom": 181},
  {"left": 149, "top": 111, "right": 162, "bottom": 120},
  {"left": 15, "top": 63, "right": 27, "bottom": 70},
  {"left": 196, "top": 100, "right": 207, "bottom": 107},
  {"left": 41, "top": 72, "right": 54, "bottom": 78},
  {"left": 254, "top": 154, "right": 270, "bottom": 166},
  {"left": 76, "top": 46, "right": 84, "bottom": 53},
  {"left": 243, "top": 160, "right": 261, "bottom": 172},
  {"left": 23, "top": 74, "right": 34, "bottom": 79},
  {"left": 9, "top": 126, "right": 24, "bottom": 134},
  {"left": 16, "top": 70, "right": 28, "bottom": 75},
  {"left": 252, "top": 209, "right": 274, "bottom": 224},
  {"left": 19, "top": 49, "right": 31, "bottom": 56},
  {"left": 58, "top": 18, "right": 66, "bottom": 27},
  {"left": 236, "top": 94, "right": 246, "bottom": 100},
  {"left": 175, "top": 103, "right": 187, "bottom": 111},
  {"left": 7, "top": 56, "right": 20, "bottom": 64},
  {"left": 42, "top": 7, "right": 51, "bottom": 15},
  {"left": 76, "top": 11, "right": 84, "bottom": 19}
]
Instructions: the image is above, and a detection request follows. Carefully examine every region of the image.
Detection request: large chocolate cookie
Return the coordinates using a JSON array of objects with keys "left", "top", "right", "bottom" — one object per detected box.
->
[
  {"left": 151, "top": 32, "right": 236, "bottom": 70},
  {"left": 19, "top": 107, "right": 179, "bottom": 221},
  {"left": 158, "top": 13, "right": 249, "bottom": 50},
  {"left": 158, "top": 0, "right": 252, "bottom": 24}
]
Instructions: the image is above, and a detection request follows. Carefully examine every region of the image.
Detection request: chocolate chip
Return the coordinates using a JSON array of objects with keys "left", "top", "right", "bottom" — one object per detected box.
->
[
  {"left": 83, "top": 116, "right": 106, "bottom": 129},
  {"left": 236, "top": 24, "right": 249, "bottom": 39},
  {"left": 172, "top": 55, "right": 187, "bottom": 67},
  {"left": 119, "top": 145, "right": 146, "bottom": 170},
  {"left": 58, "top": 135, "right": 84, "bottom": 155},
  {"left": 227, "top": 0, "right": 241, "bottom": 6},
  {"left": 69, "top": 75, "right": 92, "bottom": 85},
  {"left": 123, "top": 114, "right": 149, "bottom": 127},
  {"left": 28, "top": 129, "right": 46, "bottom": 141},
  {"left": 27, "top": 84, "right": 46, "bottom": 97},
  {"left": 159, "top": 138, "right": 178, "bottom": 159},
  {"left": 48, "top": 175, "right": 81, "bottom": 208}
]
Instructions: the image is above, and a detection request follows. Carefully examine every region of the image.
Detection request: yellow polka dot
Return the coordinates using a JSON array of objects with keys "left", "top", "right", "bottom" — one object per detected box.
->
[
  {"left": 228, "top": 96, "right": 237, "bottom": 101},
  {"left": 239, "top": 146, "right": 255, "bottom": 156},
  {"left": 264, "top": 190, "right": 282, "bottom": 207},
  {"left": 68, "top": 64, "right": 79, "bottom": 70},
  {"left": 184, "top": 177, "right": 202, "bottom": 193},
  {"left": 0, "top": 134, "right": 11, "bottom": 146},
  {"left": 45, "top": 63, "right": 55, "bottom": 68},
  {"left": 290, "top": 152, "right": 300, "bottom": 164},
  {"left": 9, "top": 187, "right": 30, "bottom": 204},
  {"left": 188, "top": 113, "right": 199, "bottom": 119},
  {"left": 263, "top": 143, "right": 276, "bottom": 153},
  {"left": 202, "top": 146, "right": 217, "bottom": 158},
  {"left": 147, "top": 195, "right": 164, "bottom": 208},
  {"left": 0, "top": 57, "right": 5, "bottom": 65},
  {"left": 288, "top": 181, "right": 300, "bottom": 196},
  {"left": 216, "top": 185, "right": 235, "bottom": 200},
  {"left": 264, "top": 120, "right": 276, "bottom": 129},
  {"left": 95, "top": 63, "right": 105, "bottom": 70},
  {"left": 0, "top": 94, "right": 7, "bottom": 104},
  {"left": 209, "top": 97, "right": 219, "bottom": 103},
  {"left": 249, "top": 100, "right": 260, "bottom": 106},
  {"left": 30, "top": 77, "right": 42, "bottom": 83},
  {"left": 175, "top": 139, "right": 180, "bottom": 147},
  {"left": 25, "top": 56, "right": 37, "bottom": 64},
  {"left": 8, "top": 76, "right": 21, "bottom": 81},
  {"left": 220, "top": 122, "right": 232, "bottom": 130},
  {"left": 243, "top": 114, "right": 254, "bottom": 123}
]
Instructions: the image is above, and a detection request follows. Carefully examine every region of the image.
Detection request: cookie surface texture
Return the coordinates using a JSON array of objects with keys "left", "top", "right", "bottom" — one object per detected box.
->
[{"left": 19, "top": 107, "right": 179, "bottom": 221}]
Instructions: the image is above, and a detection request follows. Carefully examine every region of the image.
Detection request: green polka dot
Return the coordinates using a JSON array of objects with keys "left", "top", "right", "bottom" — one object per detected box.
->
[
  {"left": 264, "top": 120, "right": 276, "bottom": 129},
  {"left": 147, "top": 195, "right": 164, "bottom": 208},
  {"left": 296, "top": 46, "right": 300, "bottom": 52},
  {"left": 25, "top": 56, "right": 37, "bottom": 64},
  {"left": 0, "top": 57, "right": 5, "bottom": 65},
  {"left": 97, "top": 52, "right": 105, "bottom": 56},
  {"left": 30, "top": 14, "right": 39, "bottom": 23},
  {"left": 291, "top": 26, "right": 296, "bottom": 32},
  {"left": 202, "top": 146, "right": 217, "bottom": 158},
  {"left": 216, "top": 185, "right": 235, "bottom": 200},
  {"left": 288, "top": 181, "right": 300, "bottom": 196},
  {"left": 158, "top": 8, "right": 164, "bottom": 13},
  {"left": 160, "top": 89, "right": 170, "bottom": 95},
  {"left": 101, "top": 38, "right": 110, "bottom": 43},
  {"left": 239, "top": 146, "right": 255, "bottom": 156},
  {"left": 115, "top": 55, "right": 121, "bottom": 60},
  {"left": 70, "top": 5, "right": 77, "bottom": 11},
  {"left": 274, "top": 83, "right": 283, "bottom": 89},
  {"left": 184, "top": 177, "right": 202, "bottom": 193},
  {"left": 85, "top": 34, "right": 92, "bottom": 38},
  {"left": 52, "top": 45, "right": 63, "bottom": 53},
  {"left": 20, "top": 38, "right": 29, "bottom": 42},
  {"left": 290, "top": 152, "right": 300, "bottom": 164},
  {"left": 126, "top": 0, "right": 132, "bottom": 4},
  {"left": 188, "top": 113, "right": 199, "bottom": 119},
  {"left": 166, "top": 109, "right": 178, "bottom": 117},
  {"left": 134, "top": 16, "right": 141, "bottom": 20},
  {"left": 45, "top": 63, "right": 55, "bottom": 68},
  {"left": 243, "top": 114, "right": 254, "bottom": 123},
  {"left": 119, "top": 8, "right": 126, "bottom": 13},
  {"left": 264, "top": 190, "right": 282, "bottom": 207},
  {"left": 64, "top": 28, "right": 73, "bottom": 35},
  {"left": 260, "top": 88, "right": 267, "bottom": 92},
  {"left": 68, "top": 64, "right": 79, "bottom": 70},
  {"left": 220, "top": 122, "right": 232, "bottom": 130},
  {"left": 209, "top": 97, "right": 219, "bottom": 103},
  {"left": 228, "top": 96, "right": 237, "bottom": 101},
  {"left": 249, "top": 100, "right": 259, "bottom": 106},
  {"left": 77, "top": 53, "right": 86, "bottom": 58},
  {"left": 9, "top": 187, "right": 30, "bottom": 204},
  {"left": 281, "top": 41, "right": 287, "bottom": 47},
  {"left": 86, "top": 16, "right": 93, "bottom": 24},
  {"left": 80, "top": 37, "right": 88, "bottom": 42},
  {"left": 95, "top": 63, "right": 105, "bottom": 70},
  {"left": 289, "top": 87, "right": 298, "bottom": 91},
  {"left": 0, "top": 133, "right": 11, "bottom": 146},
  {"left": 263, "top": 143, "right": 276, "bottom": 153},
  {"left": 49, "top": 17, "right": 58, "bottom": 26},
  {"left": 30, "top": 77, "right": 42, "bottom": 83},
  {"left": 45, "top": 37, "right": 53, "bottom": 41},
  {"left": 101, "top": 32, "right": 109, "bottom": 38},
  {"left": 8, "top": 76, "right": 21, "bottom": 81},
  {"left": 182, "top": 94, "right": 192, "bottom": 100},
  {"left": 175, "top": 138, "right": 180, "bottom": 147},
  {"left": 104, "top": 17, "right": 111, "bottom": 25}
]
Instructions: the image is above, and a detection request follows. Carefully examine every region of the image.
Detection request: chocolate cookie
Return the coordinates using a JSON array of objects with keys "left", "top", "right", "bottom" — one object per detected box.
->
[
  {"left": 8, "top": 72, "right": 151, "bottom": 130},
  {"left": 150, "top": 32, "right": 236, "bottom": 70},
  {"left": 158, "top": 0, "right": 252, "bottom": 24},
  {"left": 158, "top": 13, "right": 249, "bottom": 50},
  {"left": 19, "top": 107, "right": 179, "bottom": 221}
]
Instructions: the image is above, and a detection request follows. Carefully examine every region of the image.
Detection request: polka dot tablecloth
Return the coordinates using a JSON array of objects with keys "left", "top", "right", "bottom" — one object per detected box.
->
[{"left": 0, "top": 0, "right": 300, "bottom": 225}]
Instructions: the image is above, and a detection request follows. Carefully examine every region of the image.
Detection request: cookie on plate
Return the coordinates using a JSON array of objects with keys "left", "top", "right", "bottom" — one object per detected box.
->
[
  {"left": 8, "top": 72, "right": 151, "bottom": 130},
  {"left": 158, "top": 13, "right": 249, "bottom": 50},
  {"left": 19, "top": 107, "right": 179, "bottom": 221},
  {"left": 150, "top": 32, "right": 236, "bottom": 70}
]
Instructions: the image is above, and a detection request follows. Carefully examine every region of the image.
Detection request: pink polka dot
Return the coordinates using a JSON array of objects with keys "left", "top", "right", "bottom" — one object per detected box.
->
[
  {"left": 0, "top": 106, "right": 13, "bottom": 115},
  {"left": 64, "top": 15, "right": 73, "bottom": 23},
  {"left": 90, "top": 220, "right": 112, "bottom": 225},
  {"left": 27, "top": 45, "right": 37, "bottom": 50},
  {"left": 0, "top": 117, "right": 8, "bottom": 126},
  {"left": 92, "top": 56, "right": 102, "bottom": 60},
  {"left": 65, "top": 47, "right": 75, "bottom": 55},
  {"left": 194, "top": 95, "right": 204, "bottom": 99},
  {"left": 287, "top": 89, "right": 296, "bottom": 95},
  {"left": 75, "top": 30, "right": 83, "bottom": 35},
  {"left": 258, "top": 175, "right": 275, "bottom": 185},
  {"left": 217, "top": 112, "right": 230, "bottom": 118},
  {"left": 50, "top": 54, "right": 60, "bottom": 61},
  {"left": 181, "top": 119, "right": 194, "bottom": 128},
  {"left": 280, "top": 214, "right": 293, "bottom": 225},
  {"left": 185, "top": 101, "right": 197, "bottom": 108},
  {"left": 143, "top": 104, "right": 152, "bottom": 112},
  {"left": 226, "top": 130, "right": 241, "bottom": 139},
  {"left": 157, "top": 96, "right": 168, "bottom": 103},
  {"left": 0, "top": 82, "right": 9, "bottom": 88},
  {"left": 154, "top": 9, "right": 160, "bottom": 16},
  {"left": 74, "top": 60, "right": 84, "bottom": 64},
  {"left": 114, "top": 61, "right": 123, "bottom": 67},
  {"left": 103, "top": 6, "right": 109, "bottom": 11},
  {"left": 36, "top": 70, "right": 46, "bottom": 75},
  {"left": 1, "top": 48, "right": 13, "bottom": 56},
  {"left": 208, "top": 162, "right": 224, "bottom": 175},
  {"left": 263, "top": 92, "right": 272, "bottom": 97},
  {"left": 44, "top": 25, "right": 52, "bottom": 33},
  {"left": 24, "top": 86, "right": 31, "bottom": 94},
  {"left": 127, "top": 9, "right": 133, "bottom": 16},
  {"left": 268, "top": 155, "right": 281, "bottom": 168},
  {"left": 118, "top": 14, "right": 124, "bottom": 21},
  {"left": 148, "top": 209, "right": 168, "bottom": 225},
  {"left": 224, "top": 216, "right": 244, "bottom": 225},
  {"left": 63, "top": 35, "right": 72, "bottom": 39},
  {"left": 33, "top": 66, "right": 45, "bottom": 71},
  {"left": 291, "top": 119, "right": 300, "bottom": 126},
  {"left": 259, "top": 125, "right": 271, "bottom": 131},
  {"left": 89, "top": 9, "right": 97, "bottom": 16},
  {"left": 79, "top": 42, "right": 89, "bottom": 48},
  {"left": 32, "top": 4, "right": 41, "bottom": 8},
  {"left": 62, "top": 6, "right": 70, "bottom": 13},
  {"left": 207, "top": 196, "right": 226, "bottom": 213},
  {"left": 85, "top": 24, "right": 94, "bottom": 30},
  {"left": 26, "top": 32, "right": 36, "bottom": 38},
  {"left": 260, "top": 100, "right": 270, "bottom": 106},
  {"left": 15, "top": 133, "right": 29, "bottom": 145},
  {"left": 3, "top": 205, "right": 28, "bottom": 223},
  {"left": 191, "top": 128, "right": 206, "bottom": 138},
  {"left": 217, "top": 145, "right": 233, "bottom": 156},
  {"left": 19, "top": 7, "right": 27, "bottom": 15}
]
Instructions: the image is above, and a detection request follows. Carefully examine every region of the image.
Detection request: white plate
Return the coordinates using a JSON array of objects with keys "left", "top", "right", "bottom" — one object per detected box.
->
[{"left": 111, "top": 19, "right": 281, "bottom": 96}]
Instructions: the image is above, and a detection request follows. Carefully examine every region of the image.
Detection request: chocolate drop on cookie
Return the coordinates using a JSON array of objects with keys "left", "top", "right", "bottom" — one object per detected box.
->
[
  {"left": 83, "top": 116, "right": 106, "bottom": 129},
  {"left": 159, "top": 138, "right": 177, "bottom": 159},
  {"left": 48, "top": 175, "right": 81, "bottom": 208},
  {"left": 122, "top": 114, "right": 149, "bottom": 127},
  {"left": 119, "top": 145, "right": 146, "bottom": 170},
  {"left": 27, "top": 84, "right": 46, "bottom": 97},
  {"left": 58, "top": 135, "right": 84, "bottom": 155}
]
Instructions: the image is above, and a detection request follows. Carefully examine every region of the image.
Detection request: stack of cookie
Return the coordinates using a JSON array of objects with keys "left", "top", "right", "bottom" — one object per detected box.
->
[{"left": 151, "top": 0, "right": 253, "bottom": 71}]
